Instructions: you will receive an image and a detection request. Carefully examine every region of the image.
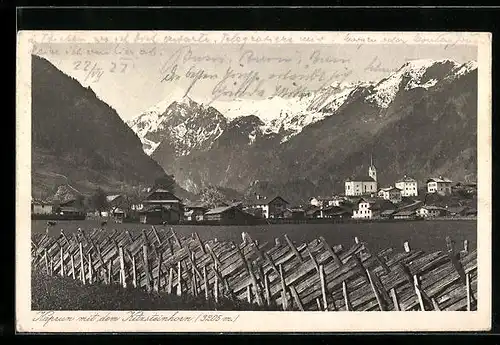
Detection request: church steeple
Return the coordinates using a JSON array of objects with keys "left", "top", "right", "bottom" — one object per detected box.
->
[{"left": 368, "top": 154, "right": 377, "bottom": 183}]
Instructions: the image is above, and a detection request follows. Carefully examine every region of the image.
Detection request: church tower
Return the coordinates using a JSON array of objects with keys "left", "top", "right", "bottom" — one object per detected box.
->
[{"left": 368, "top": 154, "right": 377, "bottom": 182}]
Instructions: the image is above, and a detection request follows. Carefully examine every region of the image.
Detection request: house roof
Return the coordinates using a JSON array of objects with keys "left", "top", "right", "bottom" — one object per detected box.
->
[
  {"left": 393, "top": 210, "right": 415, "bottom": 216},
  {"left": 306, "top": 207, "right": 321, "bottom": 216},
  {"left": 396, "top": 176, "right": 417, "bottom": 183},
  {"left": 146, "top": 189, "right": 181, "bottom": 200},
  {"left": 381, "top": 209, "right": 396, "bottom": 216},
  {"left": 245, "top": 195, "right": 289, "bottom": 206},
  {"left": 60, "top": 199, "right": 78, "bottom": 207},
  {"left": 427, "top": 177, "right": 453, "bottom": 183},
  {"left": 358, "top": 197, "right": 395, "bottom": 211},
  {"left": 287, "top": 208, "right": 305, "bottom": 213},
  {"left": 205, "top": 205, "right": 235, "bottom": 215},
  {"left": 106, "top": 194, "right": 122, "bottom": 203},
  {"left": 184, "top": 202, "right": 209, "bottom": 209},
  {"left": 60, "top": 206, "right": 82, "bottom": 212},
  {"left": 420, "top": 205, "right": 448, "bottom": 211},
  {"left": 379, "top": 186, "right": 402, "bottom": 192},
  {"left": 32, "top": 199, "right": 52, "bottom": 205},
  {"left": 323, "top": 205, "right": 352, "bottom": 215},
  {"left": 447, "top": 206, "right": 468, "bottom": 214},
  {"left": 346, "top": 176, "right": 376, "bottom": 183}
]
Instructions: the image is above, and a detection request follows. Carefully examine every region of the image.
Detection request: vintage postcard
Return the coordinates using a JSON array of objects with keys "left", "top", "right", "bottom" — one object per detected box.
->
[{"left": 16, "top": 30, "right": 491, "bottom": 333}]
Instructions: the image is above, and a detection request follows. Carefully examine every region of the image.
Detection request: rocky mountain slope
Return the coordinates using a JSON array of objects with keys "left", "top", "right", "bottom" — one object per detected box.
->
[
  {"left": 31, "top": 55, "right": 191, "bottom": 200},
  {"left": 129, "top": 58, "right": 478, "bottom": 202}
]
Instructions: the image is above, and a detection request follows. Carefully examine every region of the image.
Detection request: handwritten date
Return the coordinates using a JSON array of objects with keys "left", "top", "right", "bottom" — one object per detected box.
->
[{"left": 73, "top": 59, "right": 133, "bottom": 82}]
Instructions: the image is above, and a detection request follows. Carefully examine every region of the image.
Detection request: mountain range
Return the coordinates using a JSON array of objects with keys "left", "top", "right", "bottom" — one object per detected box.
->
[
  {"left": 128, "top": 58, "right": 478, "bottom": 204},
  {"left": 31, "top": 55, "right": 193, "bottom": 201}
]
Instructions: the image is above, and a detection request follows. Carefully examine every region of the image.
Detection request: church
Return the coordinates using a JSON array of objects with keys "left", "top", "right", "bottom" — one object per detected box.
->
[{"left": 344, "top": 157, "right": 378, "bottom": 196}]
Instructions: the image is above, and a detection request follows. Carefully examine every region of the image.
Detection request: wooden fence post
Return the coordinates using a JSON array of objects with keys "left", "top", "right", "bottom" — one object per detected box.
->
[
  {"left": 60, "top": 246, "right": 65, "bottom": 277},
  {"left": 107, "top": 260, "right": 112, "bottom": 284},
  {"left": 284, "top": 235, "right": 303, "bottom": 263},
  {"left": 466, "top": 272, "right": 472, "bottom": 311},
  {"left": 131, "top": 255, "right": 137, "bottom": 288},
  {"left": 246, "top": 285, "right": 252, "bottom": 304},
  {"left": 118, "top": 246, "right": 126, "bottom": 288},
  {"left": 167, "top": 267, "right": 173, "bottom": 294},
  {"left": 203, "top": 266, "right": 209, "bottom": 301},
  {"left": 142, "top": 244, "right": 151, "bottom": 292},
  {"left": 79, "top": 242, "right": 85, "bottom": 284},
  {"left": 279, "top": 264, "right": 288, "bottom": 311},
  {"left": 413, "top": 275, "right": 425, "bottom": 311},
  {"left": 88, "top": 252, "right": 93, "bottom": 283},
  {"left": 319, "top": 265, "right": 328, "bottom": 311},
  {"left": 44, "top": 249, "right": 49, "bottom": 275},
  {"left": 177, "top": 261, "right": 182, "bottom": 296},
  {"left": 289, "top": 285, "right": 305, "bottom": 311},
  {"left": 390, "top": 288, "right": 400, "bottom": 311},
  {"left": 342, "top": 281, "right": 352, "bottom": 311},
  {"left": 70, "top": 254, "right": 76, "bottom": 280},
  {"left": 213, "top": 262, "right": 219, "bottom": 303},
  {"left": 264, "top": 271, "right": 271, "bottom": 306}
]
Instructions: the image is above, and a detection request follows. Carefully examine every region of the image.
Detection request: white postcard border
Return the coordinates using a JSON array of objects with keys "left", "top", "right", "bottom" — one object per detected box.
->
[{"left": 16, "top": 30, "right": 492, "bottom": 333}]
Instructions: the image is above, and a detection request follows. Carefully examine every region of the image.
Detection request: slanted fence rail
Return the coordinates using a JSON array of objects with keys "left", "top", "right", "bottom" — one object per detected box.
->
[{"left": 31, "top": 226, "right": 477, "bottom": 311}]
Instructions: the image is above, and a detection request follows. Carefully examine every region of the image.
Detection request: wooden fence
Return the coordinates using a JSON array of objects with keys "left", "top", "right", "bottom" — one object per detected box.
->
[{"left": 31, "top": 226, "right": 477, "bottom": 311}]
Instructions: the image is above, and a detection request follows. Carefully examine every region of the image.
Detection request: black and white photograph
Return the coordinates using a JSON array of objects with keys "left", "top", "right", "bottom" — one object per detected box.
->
[{"left": 16, "top": 30, "right": 491, "bottom": 332}]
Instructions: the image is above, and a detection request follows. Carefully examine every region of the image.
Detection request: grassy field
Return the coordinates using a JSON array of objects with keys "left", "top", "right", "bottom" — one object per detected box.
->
[
  {"left": 32, "top": 219, "right": 477, "bottom": 253},
  {"left": 31, "top": 268, "right": 279, "bottom": 311}
]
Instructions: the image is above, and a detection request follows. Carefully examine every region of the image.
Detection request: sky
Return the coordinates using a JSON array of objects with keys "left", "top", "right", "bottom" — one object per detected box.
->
[{"left": 33, "top": 42, "right": 477, "bottom": 122}]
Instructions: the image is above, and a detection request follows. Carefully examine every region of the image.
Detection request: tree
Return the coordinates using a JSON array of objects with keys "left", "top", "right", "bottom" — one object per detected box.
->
[
  {"left": 199, "top": 186, "right": 226, "bottom": 208},
  {"left": 153, "top": 174, "right": 176, "bottom": 191},
  {"left": 90, "top": 187, "right": 109, "bottom": 214}
]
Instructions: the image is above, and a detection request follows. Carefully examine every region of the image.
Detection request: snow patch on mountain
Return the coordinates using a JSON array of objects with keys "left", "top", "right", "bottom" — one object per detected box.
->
[
  {"left": 128, "top": 90, "right": 227, "bottom": 156},
  {"left": 212, "top": 82, "right": 364, "bottom": 143},
  {"left": 366, "top": 59, "right": 460, "bottom": 108},
  {"left": 448, "top": 60, "right": 478, "bottom": 79}
]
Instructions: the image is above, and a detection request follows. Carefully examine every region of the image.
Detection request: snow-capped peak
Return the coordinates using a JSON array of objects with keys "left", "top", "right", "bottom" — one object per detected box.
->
[
  {"left": 366, "top": 58, "right": 461, "bottom": 108},
  {"left": 449, "top": 60, "right": 478, "bottom": 78}
]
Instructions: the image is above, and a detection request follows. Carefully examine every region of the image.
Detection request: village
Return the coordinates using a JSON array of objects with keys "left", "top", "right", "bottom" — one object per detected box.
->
[{"left": 31, "top": 158, "right": 477, "bottom": 226}]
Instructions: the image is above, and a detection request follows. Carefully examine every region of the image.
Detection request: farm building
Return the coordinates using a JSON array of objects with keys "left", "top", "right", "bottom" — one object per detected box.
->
[
  {"left": 31, "top": 199, "right": 53, "bottom": 215},
  {"left": 377, "top": 186, "right": 403, "bottom": 204},
  {"left": 141, "top": 188, "right": 184, "bottom": 217},
  {"left": 244, "top": 195, "right": 289, "bottom": 219},
  {"left": 204, "top": 205, "right": 256, "bottom": 225},
  {"left": 395, "top": 176, "right": 419, "bottom": 197},
  {"left": 321, "top": 206, "right": 352, "bottom": 219},
  {"left": 306, "top": 207, "right": 322, "bottom": 219},
  {"left": 417, "top": 205, "right": 450, "bottom": 218},
  {"left": 283, "top": 208, "right": 306, "bottom": 219},
  {"left": 426, "top": 177, "right": 453, "bottom": 195},
  {"left": 352, "top": 197, "right": 395, "bottom": 220},
  {"left": 139, "top": 205, "right": 182, "bottom": 225},
  {"left": 184, "top": 202, "right": 209, "bottom": 222},
  {"left": 392, "top": 209, "right": 417, "bottom": 220}
]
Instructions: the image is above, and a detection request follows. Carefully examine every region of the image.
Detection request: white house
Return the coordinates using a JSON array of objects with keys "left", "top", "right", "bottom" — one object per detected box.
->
[
  {"left": 345, "top": 157, "right": 378, "bottom": 196},
  {"left": 309, "top": 197, "right": 325, "bottom": 208},
  {"left": 244, "top": 195, "right": 289, "bottom": 219},
  {"left": 426, "top": 177, "right": 453, "bottom": 195},
  {"left": 31, "top": 200, "right": 53, "bottom": 215},
  {"left": 327, "top": 196, "right": 346, "bottom": 207},
  {"left": 352, "top": 197, "right": 395, "bottom": 220},
  {"left": 377, "top": 186, "right": 403, "bottom": 204},
  {"left": 417, "top": 205, "right": 450, "bottom": 218},
  {"left": 395, "top": 176, "right": 418, "bottom": 197}
]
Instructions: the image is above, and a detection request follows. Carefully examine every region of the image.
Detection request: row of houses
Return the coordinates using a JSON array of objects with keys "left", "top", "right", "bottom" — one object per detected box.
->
[
  {"left": 31, "top": 198, "right": 86, "bottom": 217},
  {"left": 343, "top": 157, "right": 474, "bottom": 199},
  {"left": 32, "top": 173, "right": 477, "bottom": 224}
]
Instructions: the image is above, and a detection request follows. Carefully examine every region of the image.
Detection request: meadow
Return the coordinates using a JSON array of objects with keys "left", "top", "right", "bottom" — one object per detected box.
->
[{"left": 31, "top": 219, "right": 477, "bottom": 253}]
